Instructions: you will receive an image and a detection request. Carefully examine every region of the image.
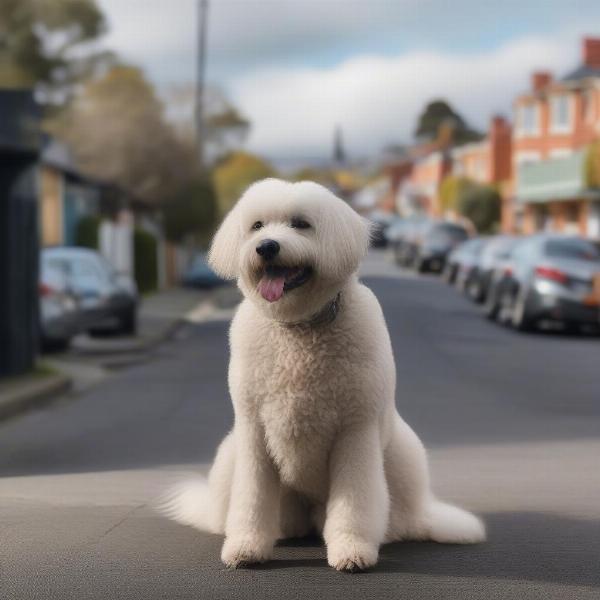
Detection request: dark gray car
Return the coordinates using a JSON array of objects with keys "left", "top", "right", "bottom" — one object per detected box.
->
[
  {"left": 484, "top": 234, "right": 600, "bottom": 332},
  {"left": 443, "top": 237, "right": 487, "bottom": 286},
  {"left": 411, "top": 221, "right": 470, "bottom": 273},
  {"left": 43, "top": 247, "right": 138, "bottom": 335},
  {"left": 464, "top": 235, "right": 519, "bottom": 303}
]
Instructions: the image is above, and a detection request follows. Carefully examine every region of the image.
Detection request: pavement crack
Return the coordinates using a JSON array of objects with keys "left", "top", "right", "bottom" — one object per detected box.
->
[{"left": 98, "top": 503, "right": 146, "bottom": 542}]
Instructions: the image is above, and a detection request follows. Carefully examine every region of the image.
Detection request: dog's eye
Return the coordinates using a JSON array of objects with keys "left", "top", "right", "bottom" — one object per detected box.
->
[
  {"left": 251, "top": 221, "right": 263, "bottom": 231},
  {"left": 290, "top": 218, "right": 311, "bottom": 229}
]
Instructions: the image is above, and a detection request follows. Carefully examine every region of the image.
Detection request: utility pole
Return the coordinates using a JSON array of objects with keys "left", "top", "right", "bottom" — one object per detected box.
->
[{"left": 195, "top": 0, "right": 209, "bottom": 169}]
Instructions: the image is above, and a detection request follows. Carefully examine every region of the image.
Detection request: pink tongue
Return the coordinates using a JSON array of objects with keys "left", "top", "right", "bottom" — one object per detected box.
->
[{"left": 258, "top": 276, "right": 285, "bottom": 302}]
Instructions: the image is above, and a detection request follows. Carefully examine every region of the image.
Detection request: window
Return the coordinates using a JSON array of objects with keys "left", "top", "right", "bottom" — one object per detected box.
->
[
  {"left": 545, "top": 238, "right": 600, "bottom": 262},
  {"left": 549, "top": 94, "right": 572, "bottom": 133},
  {"left": 518, "top": 103, "right": 540, "bottom": 136},
  {"left": 549, "top": 148, "right": 572, "bottom": 159},
  {"left": 515, "top": 151, "right": 541, "bottom": 165}
]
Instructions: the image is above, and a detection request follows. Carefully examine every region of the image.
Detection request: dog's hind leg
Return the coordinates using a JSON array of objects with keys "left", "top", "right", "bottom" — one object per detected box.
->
[
  {"left": 384, "top": 414, "right": 485, "bottom": 544},
  {"left": 384, "top": 413, "right": 431, "bottom": 542},
  {"left": 279, "top": 488, "right": 312, "bottom": 539}
]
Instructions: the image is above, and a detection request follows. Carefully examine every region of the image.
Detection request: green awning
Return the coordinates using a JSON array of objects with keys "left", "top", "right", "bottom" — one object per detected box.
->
[{"left": 516, "top": 150, "right": 600, "bottom": 203}]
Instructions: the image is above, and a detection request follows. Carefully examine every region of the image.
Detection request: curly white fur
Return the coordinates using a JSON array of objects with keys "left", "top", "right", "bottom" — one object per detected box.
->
[{"left": 161, "top": 179, "right": 485, "bottom": 571}]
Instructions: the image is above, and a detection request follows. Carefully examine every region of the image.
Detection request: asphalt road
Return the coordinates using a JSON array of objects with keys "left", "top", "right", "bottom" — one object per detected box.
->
[{"left": 1, "top": 251, "right": 599, "bottom": 599}]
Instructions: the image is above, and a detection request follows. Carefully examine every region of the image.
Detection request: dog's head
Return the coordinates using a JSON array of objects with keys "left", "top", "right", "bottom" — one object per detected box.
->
[{"left": 209, "top": 178, "right": 370, "bottom": 322}]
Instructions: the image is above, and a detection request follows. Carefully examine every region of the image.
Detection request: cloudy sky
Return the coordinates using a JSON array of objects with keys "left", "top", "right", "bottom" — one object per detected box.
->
[{"left": 97, "top": 0, "right": 600, "bottom": 162}]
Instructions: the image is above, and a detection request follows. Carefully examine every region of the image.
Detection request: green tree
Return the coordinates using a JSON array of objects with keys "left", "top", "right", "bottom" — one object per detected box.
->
[
  {"left": 439, "top": 175, "right": 474, "bottom": 214},
  {"left": 163, "top": 176, "right": 218, "bottom": 244},
  {"left": 164, "top": 84, "right": 250, "bottom": 161},
  {"left": 133, "top": 228, "right": 158, "bottom": 294},
  {"left": 75, "top": 214, "right": 101, "bottom": 249},
  {"left": 414, "top": 99, "right": 482, "bottom": 145},
  {"left": 0, "top": 0, "right": 111, "bottom": 102},
  {"left": 213, "top": 151, "right": 276, "bottom": 215},
  {"left": 585, "top": 141, "right": 600, "bottom": 189},
  {"left": 49, "top": 65, "right": 195, "bottom": 206},
  {"left": 457, "top": 184, "right": 501, "bottom": 234}
]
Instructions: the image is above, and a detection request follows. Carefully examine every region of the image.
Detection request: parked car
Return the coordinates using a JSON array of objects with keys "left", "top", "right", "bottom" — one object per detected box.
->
[
  {"left": 43, "top": 247, "right": 138, "bottom": 335},
  {"left": 39, "top": 255, "right": 80, "bottom": 349},
  {"left": 411, "top": 221, "right": 470, "bottom": 273},
  {"left": 463, "top": 235, "right": 519, "bottom": 303},
  {"left": 182, "top": 254, "right": 226, "bottom": 288},
  {"left": 484, "top": 234, "right": 600, "bottom": 332},
  {"left": 443, "top": 238, "right": 487, "bottom": 286},
  {"left": 368, "top": 212, "right": 396, "bottom": 248},
  {"left": 389, "top": 216, "right": 431, "bottom": 267}
]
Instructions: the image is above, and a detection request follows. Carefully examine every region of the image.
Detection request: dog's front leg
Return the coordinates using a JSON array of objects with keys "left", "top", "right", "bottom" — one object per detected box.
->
[
  {"left": 221, "top": 417, "right": 280, "bottom": 568},
  {"left": 324, "top": 422, "right": 389, "bottom": 572}
]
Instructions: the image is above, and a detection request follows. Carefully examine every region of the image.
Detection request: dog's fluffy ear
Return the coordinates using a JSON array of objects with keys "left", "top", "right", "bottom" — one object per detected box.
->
[
  {"left": 317, "top": 198, "right": 371, "bottom": 278},
  {"left": 208, "top": 207, "right": 242, "bottom": 279}
]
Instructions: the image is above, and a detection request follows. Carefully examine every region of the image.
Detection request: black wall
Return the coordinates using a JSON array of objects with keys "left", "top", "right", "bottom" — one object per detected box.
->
[{"left": 0, "top": 155, "right": 40, "bottom": 377}]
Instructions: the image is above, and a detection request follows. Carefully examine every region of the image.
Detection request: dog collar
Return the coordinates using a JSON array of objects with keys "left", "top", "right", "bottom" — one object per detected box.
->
[{"left": 284, "top": 292, "right": 342, "bottom": 329}]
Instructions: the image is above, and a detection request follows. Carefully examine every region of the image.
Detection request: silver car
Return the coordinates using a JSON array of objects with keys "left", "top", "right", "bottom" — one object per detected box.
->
[
  {"left": 39, "top": 255, "right": 80, "bottom": 349},
  {"left": 43, "top": 247, "right": 138, "bottom": 336},
  {"left": 484, "top": 234, "right": 600, "bottom": 332},
  {"left": 464, "top": 235, "right": 519, "bottom": 303}
]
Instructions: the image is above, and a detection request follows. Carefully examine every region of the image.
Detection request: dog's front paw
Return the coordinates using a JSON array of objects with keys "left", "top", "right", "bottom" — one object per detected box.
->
[
  {"left": 221, "top": 534, "right": 274, "bottom": 569},
  {"left": 327, "top": 537, "right": 379, "bottom": 572}
]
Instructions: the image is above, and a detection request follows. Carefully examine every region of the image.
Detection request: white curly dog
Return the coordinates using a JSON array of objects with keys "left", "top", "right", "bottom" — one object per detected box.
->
[{"left": 163, "top": 178, "right": 485, "bottom": 572}]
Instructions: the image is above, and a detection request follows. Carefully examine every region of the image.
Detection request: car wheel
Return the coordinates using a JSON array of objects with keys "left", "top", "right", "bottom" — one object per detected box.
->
[
  {"left": 442, "top": 265, "right": 454, "bottom": 284},
  {"left": 118, "top": 306, "right": 137, "bottom": 335},
  {"left": 468, "top": 279, "right": 483, "bottom": 303},
  {"left": 511, "top": 288, "right": 536, "bottom": 332},
  {"left": 496, "top": 287, "right": 516, "bottom": 326},
  {"left": 483, "top": 286, "right": 500, "bottom": 321},
  {"left": 411, "top": 254, "right": 426, "bottom": 273},
  {"left": 393, "top": 244, "right": 403, "bottom": 266}
]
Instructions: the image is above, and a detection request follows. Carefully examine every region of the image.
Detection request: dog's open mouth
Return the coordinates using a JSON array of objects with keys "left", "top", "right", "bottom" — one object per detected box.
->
[{"left": 257, "top": 265, "right": 313, "bottom": 302}]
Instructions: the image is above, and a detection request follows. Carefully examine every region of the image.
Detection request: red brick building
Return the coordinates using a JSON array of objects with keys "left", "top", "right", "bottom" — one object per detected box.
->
[{"left": 510, "top": 37, "right": 600, "bottom": 237}]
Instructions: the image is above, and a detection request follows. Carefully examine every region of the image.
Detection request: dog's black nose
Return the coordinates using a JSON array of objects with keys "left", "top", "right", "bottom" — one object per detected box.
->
[{"left": 256, "top": 239, "right": 280, "bottom": 261}]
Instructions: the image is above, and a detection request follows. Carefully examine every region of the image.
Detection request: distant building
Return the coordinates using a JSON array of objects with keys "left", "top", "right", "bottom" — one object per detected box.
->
[
  {"left": 451, "top": 116, "right": 513, "bottom": 227},
  {"left": 511, "top": 37, "right": 600, "bottom": 237},
  {"left": 384, "top": 116, "right": 511, "bottom": 220},
  {"left": 38, "top": 137, "right": 102, "bottom": 247}
]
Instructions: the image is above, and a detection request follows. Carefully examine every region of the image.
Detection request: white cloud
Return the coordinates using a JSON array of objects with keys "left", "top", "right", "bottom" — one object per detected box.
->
[
  {"left": 95, "top": 1, "right": 590, "bottom": 160},
  {"left": 232, "top": 35, "right": 580, "bottom": 159}
]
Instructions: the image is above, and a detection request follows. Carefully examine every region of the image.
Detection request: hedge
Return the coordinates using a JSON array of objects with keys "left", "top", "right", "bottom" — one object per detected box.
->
[
  {"left": 133, "top": 228, "right": 158, "bottom": 294},
  {"left": 75, "top": 215, "right": 101, "bottom": 249}
]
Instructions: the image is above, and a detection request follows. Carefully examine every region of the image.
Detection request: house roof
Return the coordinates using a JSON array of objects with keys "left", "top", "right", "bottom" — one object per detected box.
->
[
  {"left": 0, "top": 90, "right": 41, "bottom": 154},
  {"left": 40, "top": 136, "right": 81, "bottom": 177},
  {"left": 561, "top": 65, "right": 600, "bottom": 82}
]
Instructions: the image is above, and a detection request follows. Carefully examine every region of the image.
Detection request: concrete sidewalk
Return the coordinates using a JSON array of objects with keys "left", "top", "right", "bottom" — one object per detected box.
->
[
  {"left": 0, "top": 285, "right": 240, "bottom": 422},
  {"left": 70, "top": 287, "right": 211, "bottom": 356},
  {"left": 0, "top": 368, "right": 71, "bottom": 421}
]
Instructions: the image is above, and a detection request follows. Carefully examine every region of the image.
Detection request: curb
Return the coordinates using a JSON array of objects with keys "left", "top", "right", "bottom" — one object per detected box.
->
[
  {"left": 69, "top": 318, "right": 186, "bottom": 357},
  {"left": 0, "top": 372, "right": 72, "bottom": 421}
]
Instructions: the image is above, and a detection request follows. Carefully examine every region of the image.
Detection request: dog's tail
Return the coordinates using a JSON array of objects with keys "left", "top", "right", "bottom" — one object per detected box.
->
[
  {"left": 424, "top": 499, "right": 486, "bottom": 544},
  {"left": 157, "top": 477, "right": 213, "bottom": 532}
]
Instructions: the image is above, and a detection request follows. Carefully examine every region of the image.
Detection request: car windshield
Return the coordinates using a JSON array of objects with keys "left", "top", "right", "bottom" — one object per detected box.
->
[
  {"left": 544, "top": 239, "right": 600, "bottom": 262},
  {"left": 428, "top": 224, "right": 468, "bottom": 245},
  {"left": 491, "top": 238, "right": 519, "bottom": 259}
]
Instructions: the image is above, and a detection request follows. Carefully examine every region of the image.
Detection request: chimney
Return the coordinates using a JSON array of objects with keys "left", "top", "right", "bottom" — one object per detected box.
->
[
  {"left": 583, "top": 37, "right": 600, "bottom": 69},
  {"left": 489, "top": 115, "right": 512, "bottom": 183},
  {"left": 531, "top": 71, "right": 552, "bottom": 93}
]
